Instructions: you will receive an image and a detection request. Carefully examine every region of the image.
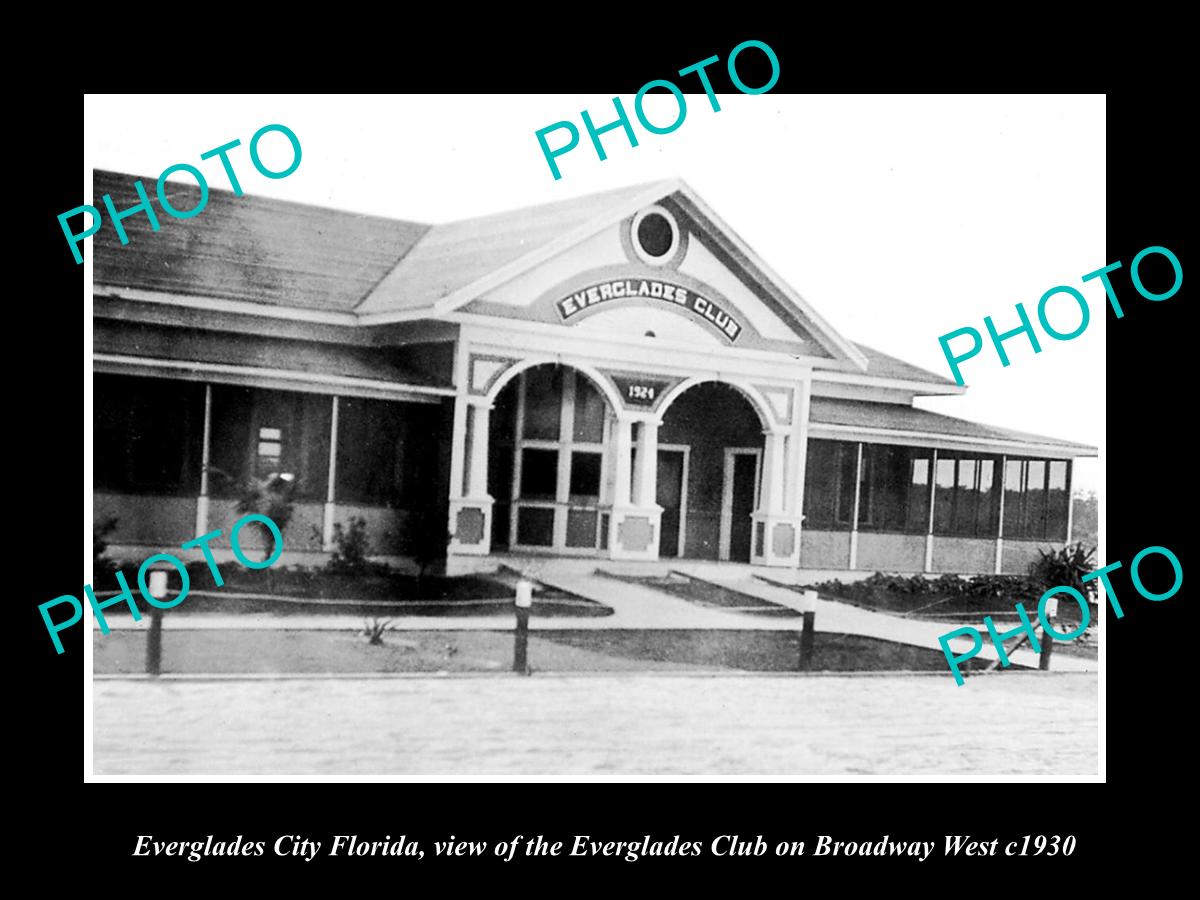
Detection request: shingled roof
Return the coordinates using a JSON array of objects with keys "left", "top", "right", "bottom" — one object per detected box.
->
[{"left": 810, "top": 398, "right": 1097, "bottom": 455}]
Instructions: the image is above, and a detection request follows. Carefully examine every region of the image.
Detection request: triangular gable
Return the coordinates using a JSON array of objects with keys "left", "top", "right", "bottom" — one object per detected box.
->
[{"left": 356, "top": 181, "right": 868, "bottom": 372}]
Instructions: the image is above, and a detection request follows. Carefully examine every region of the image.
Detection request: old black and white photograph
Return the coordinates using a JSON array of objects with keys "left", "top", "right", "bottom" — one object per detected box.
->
[{"left": 81, "top": 92, "right": 1106, "bottom": 780}]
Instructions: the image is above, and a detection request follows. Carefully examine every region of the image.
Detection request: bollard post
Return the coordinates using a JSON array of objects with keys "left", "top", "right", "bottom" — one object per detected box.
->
[
  {"left": 513, "top": 579, "right": 533, "bottom": 676},
  {"left": 145, "top": 569, "right": 168, "bottom": 676},
  {"left": 1039, "top": 595, "right": 1058, "bottom": 671},
  {"left": 799, "top": 589, "right": 817, "bottom": 670}
]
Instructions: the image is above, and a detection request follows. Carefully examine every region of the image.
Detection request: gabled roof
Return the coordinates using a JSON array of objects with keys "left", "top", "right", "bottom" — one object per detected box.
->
[
  {"left": 356, "top": 180, "right": 677, "bottom": 317},
  {"left": 93, "top": 169, "right": 428, "bottom": 312},
  {"left": 851, "top": 343, "right": 960, "bottom": 388},
  {"left": 810, "top": 398, "right": 1097, "bottom": 456},
  {"left": 91, "top": 171, "right": 867, "bottom": 371}
]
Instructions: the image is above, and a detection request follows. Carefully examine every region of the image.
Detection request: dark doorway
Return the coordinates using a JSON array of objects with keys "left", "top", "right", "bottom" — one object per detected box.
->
[
  {"left": 657, "top": 449, "right": 686, "bottom": 558},
  {"left": 727, "top": 451, "right": 759, "bottom": 563}
]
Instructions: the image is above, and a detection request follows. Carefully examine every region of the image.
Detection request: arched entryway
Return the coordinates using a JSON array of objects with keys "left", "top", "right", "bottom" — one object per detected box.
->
[
  {"left": 488, "top": 363, "right": 615, "bottom": 553},
  {"left": 657, "top": 381, "right": 767, "bottom": 562}
]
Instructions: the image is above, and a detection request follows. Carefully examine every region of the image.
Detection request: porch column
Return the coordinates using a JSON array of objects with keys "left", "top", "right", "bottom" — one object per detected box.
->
[
  {"left": 848, "top": 441, "right": 864, "bottom": 570},
  {"left": 447, "top": 394, "right": 494, "bottom": 557},
  {"left": 613, "top": 417, "right": 633, "bottom": 507},
  {"left": 924, "top": 449, "right": 938, "bottom": 572},
  {"left": 633, "top": 418, "right": 659, "bottom": 506},
  {"left": 1064, "top": 459, "right": 1075, "bottom": 545},
  {"left": 322, "top": 396, "right": 339, "bottom": 551},
  {"left": 194, "top": 383, "right": 212, "bottom": 537},
  {"left": 994, "top": 454, "right": 1007, "bottom": 574},
  {"left": 608, "top": 414, "right": 661, "bottom": 560},
  {"left": 751, "top": 427, "right": 801, "bottom": 567},
  {"left": 785, "top": 378, "right": 812, "bottom": 518}
]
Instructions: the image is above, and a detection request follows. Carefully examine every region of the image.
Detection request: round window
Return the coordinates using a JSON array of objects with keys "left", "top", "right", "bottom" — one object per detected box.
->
[
  {"left": 630, "top": 206, "right": 680, "bottom": 265},
  {"left": 637, "top": 213, "right": 674, "bottom": 258}
]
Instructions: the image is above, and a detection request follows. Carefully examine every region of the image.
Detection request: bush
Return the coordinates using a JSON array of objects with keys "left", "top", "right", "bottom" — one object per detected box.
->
[
  {"left": 1029, "top": 542, "right": 1098, "bottom": 602},
  {"left": 327, "top": 516, "right": 375, "bottom": 574},
  {"left": 234, "top": 473, "right": 297, "bottom": 533},
  {"left": 93, "top": 513, "right": 119, "bottom": 581}
]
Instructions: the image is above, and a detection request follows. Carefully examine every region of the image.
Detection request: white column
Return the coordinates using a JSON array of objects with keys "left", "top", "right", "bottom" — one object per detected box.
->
[
  {"left": 322, "top": 395, "right": 340, "bottom": 551},
  {"left": 467, "top": 401, "right": 491, "bottom": 497},
  {"left": 194, "top": 383, "right": 212, "bottom": 536},
  {"left": 448, "top": 393, "right": 469, "bottom": 501},
  {"left": 995, "top": 453, "right": 1007, "bottom": 574},
  {"left": 759, "top": 431, "right": 787, "bottom": 515},
  {"left": 634, "top": 419, "right": 659, "bottom": 506},
  {"left": 849, "top": 441, "right": 864, "bottom": 570},
  {"left": 1064, "top": 460, "right": 1075, "bottom": 546},
  {"left": 613, "top": 418, "right": 633, "bottom": 507},
  {"left": 786, "top": 378, "right": 812, "bottom": 517},
  {"left": 925, "top": 449, "right": 938, "bottom": 572}
]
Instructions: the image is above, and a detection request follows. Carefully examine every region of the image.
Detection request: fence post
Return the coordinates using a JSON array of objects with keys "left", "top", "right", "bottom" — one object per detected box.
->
[
  {"left": 514, "top": 579, "right": 533, "bottom": 675},
  {"left": 145, "top": 569, "right": 168, "bottom": 676},
  {"left": 799, "top": 589, "right": 817, "bottom": 670},
  {"left": 1039, "top": 595, "right": 1058, "bottom": 671}
]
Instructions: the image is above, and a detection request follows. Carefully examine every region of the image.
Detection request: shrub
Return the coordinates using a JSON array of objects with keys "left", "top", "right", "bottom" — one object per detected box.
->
[
  {"left": 234, "top": 473, "right": 297, "bottom": 533},
  {"left": 363, "top": 618, "right": 392, "bottom": 646},
  {"left": 1029, "top": 542, "right": 1098, "bottom": 602},
  {"left": 93, "top": 513, "right": 119, "bottom": 582},
  {"left": 327, "top": 516, "right": 373, "bottom": 574}
]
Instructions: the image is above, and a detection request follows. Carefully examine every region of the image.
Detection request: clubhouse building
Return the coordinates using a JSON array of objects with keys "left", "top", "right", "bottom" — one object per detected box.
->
[{"left": 92, "top": 171, "right": 1095, "bottom": 575}]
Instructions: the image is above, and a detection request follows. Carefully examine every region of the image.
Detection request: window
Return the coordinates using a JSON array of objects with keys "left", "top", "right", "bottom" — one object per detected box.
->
[
  {"left": 1004, "top": 457, "right": 1071, "bottom": 540},
  {"left": 803, "top": 439, "right": 858, "bottom": 529},
  {"left": 858, "top": 444, "right": 931, "bottom": 534},
  {"left": 630, "top": 205, "right": 680, "bottom": 264},
  {"left": 932, "top": 453, "right": 1000, "bottom": 537},
  {"left": 211, "top": 386, "right": 332, "bottom": 501},
  {"left": 255, "top": 426, "right": 283, "bottom": 477},
  {"left": 505, "top": 366, "right": 610, "bottom": 550},
  {"left": 520, "top": 448, "right": 559, "bottom": 499},
  {"left": 94, "top": 374, "right": 204, "bottom": 495}
]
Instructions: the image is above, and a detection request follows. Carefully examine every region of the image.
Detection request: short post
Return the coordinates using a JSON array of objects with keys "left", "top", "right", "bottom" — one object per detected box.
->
[
  {"left": 513, "top": 579, "right": 533, "bottom": 676},
  {"left": 799, "top": 589, "right": 817, "bottom": 670},
  {"left": 145, "top": 569, "right": 168, "bottom": 677},
  {"left": 1039, "top": 595, "right": 1058, "bottom": 671}
]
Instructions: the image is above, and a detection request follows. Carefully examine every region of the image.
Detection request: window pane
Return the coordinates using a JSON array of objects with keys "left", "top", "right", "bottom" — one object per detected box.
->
[
  {"left": 906, "top": 455, "right": 931, "bottom": 533},
  {"left": 569, "top": 451, "right": 602, "bottom": 501},
  {"left": 1046, "top": 460, "right": 1069, "bottom": 540},
  {"left": 566, "top": 508, "right": 599, "bottom": 547},
  {"left": 522, "top": 367, "right": 562, "bottom": 440},
  {"left": 520, "top": 448, "right": 559, "bottom": 499},
  {"left": 1025, "top": 460, "right": 1047, "bottom": 538},
  {"left": 1003, "top": 459, "right": 1025, "bottom": 537},
  {"left": 803, "top": 440, "right": 857, "bottom": 530},
  {"left": 516, "top": 506, "right": 554, "bottom": 546},
  {"left": 95, "top": 374, "right": 204, "bottom": 495},
  {"left": 836, "top": 444, "right": 857, "bottom": 525},
  {"left": 934, "top": 458, "right": 956, "bottom": 534},
  {"left": 860, "top": 444, "right": 921, "bottom": 533},
  {"left": 259, "top": 427, "right": 282, "bottom": 441},
  {"left": 572, "top": 377, "right": 606, "bottom": 443}
]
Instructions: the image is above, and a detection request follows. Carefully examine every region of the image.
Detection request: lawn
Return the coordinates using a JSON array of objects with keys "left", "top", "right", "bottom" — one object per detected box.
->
[
  {"left": 94, "top": 628, "right": 1005, "bottom": 675},
  {"left": 90, "top": 564, "right": 611, "bottom": 618}
]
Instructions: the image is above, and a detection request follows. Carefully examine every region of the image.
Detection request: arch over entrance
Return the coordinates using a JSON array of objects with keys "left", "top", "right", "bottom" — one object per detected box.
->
[
  {"left": 655, "top": 376, "right": 773, "bottom": 432},
  {"left": 657, "top": 381, "right": 767, "bottom": 562},
  {"left": 488, "top": 362, "right": 617, "bottom": 553}
]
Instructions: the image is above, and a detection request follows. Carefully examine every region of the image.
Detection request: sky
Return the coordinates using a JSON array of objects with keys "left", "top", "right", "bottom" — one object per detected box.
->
[{"left": 84, "top": 94, "right": 1105, "bottom": 496}]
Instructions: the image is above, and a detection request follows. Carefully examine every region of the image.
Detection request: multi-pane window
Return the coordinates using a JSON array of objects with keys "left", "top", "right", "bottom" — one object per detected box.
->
[
  {"left": 933, "top": 452, "right": 1000, "bottom": 537},
  {"left": 507, "top": 366, "right": 610, "bottom": 549},
  {"left": 94, "top": 374, "right": 204, "bottom": 495},
  {"left": 802, "top": 439, "right": 858, "bottom": 529},
  {"left": 1004, "top": 457, "right": 1070, "bottom": 540},
  {"left": 858, "top": 444, "right": 932, "bottom": 534}
]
